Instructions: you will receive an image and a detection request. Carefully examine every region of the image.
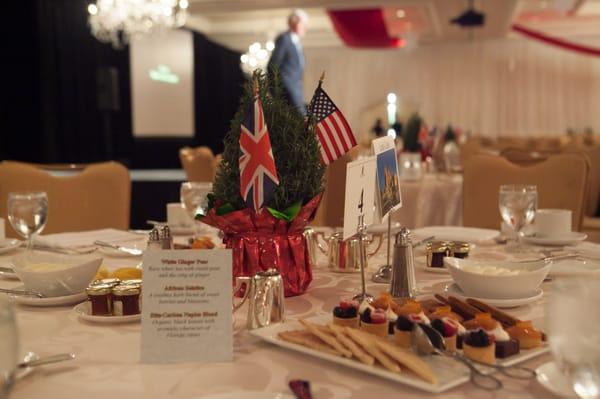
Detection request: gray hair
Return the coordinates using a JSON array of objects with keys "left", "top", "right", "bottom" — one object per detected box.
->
[{"left": 288, "top": 9, "right": 308, "bottom": 24}]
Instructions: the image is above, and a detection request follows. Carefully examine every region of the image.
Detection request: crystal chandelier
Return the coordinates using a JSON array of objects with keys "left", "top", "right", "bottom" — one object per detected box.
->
[
  {"left": 87, "top": 0, "right": 189, "bottom": 49},
  {"left": 240, "top": 41, "right": 274, "bottom": 75}
]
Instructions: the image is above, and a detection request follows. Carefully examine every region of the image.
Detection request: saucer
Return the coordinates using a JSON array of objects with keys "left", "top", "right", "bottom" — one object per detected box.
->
[
  {"left": 0, "top": 239, "right": 21, "bottom": 254},
  {"left": 522, "top": 232, "right": 587, "bottom": 246},
  {"left": 416, "top": 263, "right": 449, "bottom": 274},
  {"left": 74, "top": 302, "right": 140, "bottom": 324},
  {"left": 9, "top": 285, "right": 87, "bottom": 307},
  {"left": 536, "top": 361, "right": 578, "bottom": 398},
  {"left": 411, "top": 226, "right": 499, "bottom": 243},
  {"left": 433, "top": 282, "right": 543, "bottom": 308}
]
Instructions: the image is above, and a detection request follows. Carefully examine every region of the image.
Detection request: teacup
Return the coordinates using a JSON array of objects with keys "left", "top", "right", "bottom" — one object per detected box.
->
[{"left": 534, "top": 209, "right": 572, "bottom": 238}]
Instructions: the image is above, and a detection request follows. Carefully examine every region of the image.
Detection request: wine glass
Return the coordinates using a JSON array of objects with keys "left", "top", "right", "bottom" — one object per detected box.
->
[
  {"left": 548, "top": 277, "right": 600, "bottom": 399},
  {"left": 0, "top": 296, "right": 19, "bottom": 395},
  {"left": 7, "top": 192, "right": 48, "bottom": 251},
  {"left": 180, "top": 182, "right": 212, "bottom": 237},
  {"left": 498, "top": 185, "right": 537, "bottom": 252}
]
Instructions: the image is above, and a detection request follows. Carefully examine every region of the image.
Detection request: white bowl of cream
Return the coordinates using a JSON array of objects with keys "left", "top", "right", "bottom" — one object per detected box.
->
[
  {"left": 12, "top": 252, "right": 102, "bottom": 297},
  {"left": 444, "top": 257, "right": 551, "bottom": 299}
]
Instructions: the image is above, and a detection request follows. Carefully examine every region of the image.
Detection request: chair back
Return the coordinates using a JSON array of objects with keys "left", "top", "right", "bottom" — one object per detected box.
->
[
  {"left": 463, "top": 154, "right": 589, "bottom": 231},
  {"left": 500, "top": 148, "right": 548, "bottom": 167},
  {"left": 0, "top": 161, "right": 131, "bottom": 236},
  {"left": 179, "top": 146, "right": 215, "bottom": 182}
]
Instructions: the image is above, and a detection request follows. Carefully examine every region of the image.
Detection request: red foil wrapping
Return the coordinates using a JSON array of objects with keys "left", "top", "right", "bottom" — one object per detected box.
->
[{"left": 200, "top": 193, "right": 323, "bottom": 297}]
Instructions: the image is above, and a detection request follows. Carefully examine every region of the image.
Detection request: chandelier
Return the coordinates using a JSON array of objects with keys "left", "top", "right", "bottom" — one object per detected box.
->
[
  {"left": 87, "top": 0, "right": 189, "bottom": 49},
  {"left": 240, "top": 41, "right": 274, "bottom": 75}
]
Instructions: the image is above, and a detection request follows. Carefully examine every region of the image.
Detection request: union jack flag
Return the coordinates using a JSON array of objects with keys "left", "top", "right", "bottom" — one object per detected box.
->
[
  {"left": 309, "top": 86, "right": 357, "bottom": 165},
  {"left": 239, "top": 94, "right": 279, "bottom": 212}
]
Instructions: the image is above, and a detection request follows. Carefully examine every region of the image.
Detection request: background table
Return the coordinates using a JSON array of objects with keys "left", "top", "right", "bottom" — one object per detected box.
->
[
  {"left": 392, "top": 174, "right": 463, "bottom": 228},
  {"left": 1, "top": 234, "right": 556, "bottom": 399}
]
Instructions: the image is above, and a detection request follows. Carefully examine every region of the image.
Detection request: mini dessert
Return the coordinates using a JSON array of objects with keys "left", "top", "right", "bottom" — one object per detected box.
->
[
  {"left": 371, "top": 292, "right": 393, "bottom": 310},
  {"left": 385, "top": 307, "right": 398, "bottom": 335},
  {"left": 359, "top": 308, "right": 388, "bottom": 337},
  {"left": 111, "top": 267, "right": 142, "bottom": 281},
  {"left": 332, "top": 299, "right": 359, "bottom": 328},
  {"left": 428, "top": 305, "right": 464, "bottom": 323},
  {"left": 191, "top": 236, "right": 215, "bottom": 249},
  {"left": 506, "top": 320, "right": 542, "bottom": 349},
  {"left": 394, "top": 315, "right": 415, "bottom": 348},
  {"left": 464, "top": 313, "right": 519, "bottom": 358},
  {"left": 463, "top": 329, "right": 496, "bottom": 365},
  {"left": 431, "top": 318, "right": 460, "bottom": 351}
]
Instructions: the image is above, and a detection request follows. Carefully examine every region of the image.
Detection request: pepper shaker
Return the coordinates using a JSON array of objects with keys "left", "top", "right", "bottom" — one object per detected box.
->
[
  {"left": 389, "top": 227, "right": 417, "bottom": 299},
  {"left": 160, "top": 225, "right": 173, "bottom": 250},
  {"left": 147, "top": 227, "right": 162, "bottom": 251}
]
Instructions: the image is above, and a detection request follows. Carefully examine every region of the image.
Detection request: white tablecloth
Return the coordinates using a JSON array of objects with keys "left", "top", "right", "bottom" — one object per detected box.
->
[
  {"left": 1, "top": 232, "right": 589, "bottom": 399},
  {"left": 392, "top": 174, "right": 463, "bottom": 229}
]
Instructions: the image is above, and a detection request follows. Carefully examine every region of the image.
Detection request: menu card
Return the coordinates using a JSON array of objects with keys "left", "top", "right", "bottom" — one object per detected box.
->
[
  {"left": 343, "top": 157, "right": 377, "bottom": 239},
  {"left": 140, "top": 249, "right": 233, "bottom": 363},
  {"left": 371, "top": 136, "right": 402, "bottom": 221}
]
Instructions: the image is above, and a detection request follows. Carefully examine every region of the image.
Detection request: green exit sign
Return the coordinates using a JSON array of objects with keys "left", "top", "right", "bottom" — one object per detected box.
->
[{"left": 149, "top": 65, "right": 180, "bottom": 84}]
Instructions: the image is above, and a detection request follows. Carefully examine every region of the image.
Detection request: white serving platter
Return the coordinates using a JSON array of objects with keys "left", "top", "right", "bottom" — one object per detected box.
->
[{"left": 250, "top": 314, "right": 549, "bottom": 394}]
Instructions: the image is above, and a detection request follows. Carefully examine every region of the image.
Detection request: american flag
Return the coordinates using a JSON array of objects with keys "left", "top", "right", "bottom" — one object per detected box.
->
[
  {"left": 239, "top": 94, "right": 279, "bottom": 212},
  {"left": 309, "top": 86, "right": 357, "bottom": 165}
]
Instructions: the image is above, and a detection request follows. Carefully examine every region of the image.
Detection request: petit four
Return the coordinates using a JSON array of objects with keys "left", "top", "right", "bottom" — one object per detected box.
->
[
  {"left": 463, "top": 329, "right": 496, "bottom": 365},
  {"left": 332, "top": 299, "right": 360, "bottom": 328},
  {"left": 431, "top": 318, "right": 459, "bottom": 352},
  {"left": 464, "top": 313, "right": 519, "bottom": 358},
  {"left": 394, "top": 315, "right": 414, "bottom": 349},
  {"left": 359, "top": 308, "right": 388, "bottom": 337},
  {"left": 506, "top": 321, "right": 542, "bottom": 349}
]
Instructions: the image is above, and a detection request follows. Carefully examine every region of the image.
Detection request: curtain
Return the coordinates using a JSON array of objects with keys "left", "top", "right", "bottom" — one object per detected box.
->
[{"left": 303, "top": 37, "right": 600, "bottom": 140}]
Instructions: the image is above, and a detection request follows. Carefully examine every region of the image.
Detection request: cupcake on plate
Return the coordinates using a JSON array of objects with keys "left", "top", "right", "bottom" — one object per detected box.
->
[{"left": 332, "top": 299, "right": 359, "bottom": 328}]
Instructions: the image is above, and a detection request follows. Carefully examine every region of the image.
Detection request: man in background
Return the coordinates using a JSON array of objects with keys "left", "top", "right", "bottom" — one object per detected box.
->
[{"left": 268, "top": 9, "right": 308, "bottom": 114}]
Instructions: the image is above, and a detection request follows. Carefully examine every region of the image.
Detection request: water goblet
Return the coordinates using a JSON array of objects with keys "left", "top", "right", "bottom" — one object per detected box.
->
[
  {"left": 180, "top": 182, "right": 213, "bottom": 237},
  {"left": 498, "top": 185, "right": 537, "bottom": 252},
  {"left": 7, "top": 192, "right": 48, "bottom": 251},
  {"left": 548, "top": 277, "right": 600, "bottom": 399}
]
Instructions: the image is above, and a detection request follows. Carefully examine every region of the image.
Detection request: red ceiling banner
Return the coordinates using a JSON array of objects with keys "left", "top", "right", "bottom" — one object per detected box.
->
[
  {"left": 512, "top": 23, "right": 600, "bottom": 57},
  {"left": 327, "top": 9, "right": 404, "bottom": 49}
]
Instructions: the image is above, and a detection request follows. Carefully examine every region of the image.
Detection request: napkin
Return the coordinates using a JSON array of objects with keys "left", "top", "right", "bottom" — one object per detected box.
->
[{"left": 35, "top": 229, "right": 142, "bottom": 251}]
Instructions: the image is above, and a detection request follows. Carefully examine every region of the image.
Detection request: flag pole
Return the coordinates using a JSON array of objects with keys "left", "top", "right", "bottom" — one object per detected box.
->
[
  {"left": 308, "top": 70, "right": 326, "bottom": 121},
  {"left": 318, "top": 71, "right": 325, "bottom": 89}
]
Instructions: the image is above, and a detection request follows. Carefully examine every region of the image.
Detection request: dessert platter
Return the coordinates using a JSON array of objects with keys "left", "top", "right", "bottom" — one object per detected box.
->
[{"left": 252, "top": 292, "right": 547, "bottom": 393}]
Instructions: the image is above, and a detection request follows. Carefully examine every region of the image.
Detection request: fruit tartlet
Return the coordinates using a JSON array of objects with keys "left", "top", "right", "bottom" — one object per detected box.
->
[
  {"left": 394, "top": 315, "right": 415, "bottom": 349},
  {"left": 464, "top": 313, "right": 519, "bottom": 358},
  {"left": 428, "top": 305, "right": 464, "bottom": 323},
  {"left": 396, "top": 300, "right": 432, "bottom": 326},
  {"left": 359, "top": 308, "right": 388, "bottom": 337},
  {"left": 463, "top": 329, "right": 496, "bottom": 365},
  {"left": 332, "top": 299, "right": 359, "bottom": 328},
  {"left": 506, "top": 320, "right": 542, "bottom": 349},
  {"left": 385, "top": 307, "right": 398, "bottom": 335},
  {"left": 431, "top": 318, "right": 460, "bottom": 352}
]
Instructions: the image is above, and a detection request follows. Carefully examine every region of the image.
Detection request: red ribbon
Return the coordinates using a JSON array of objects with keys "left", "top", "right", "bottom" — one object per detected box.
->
[{"left": 512, "top": 23, "right": 600, "bottom": 57}]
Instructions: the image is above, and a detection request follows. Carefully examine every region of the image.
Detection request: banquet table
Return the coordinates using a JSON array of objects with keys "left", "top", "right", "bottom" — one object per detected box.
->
[
  {"left": 392, "top": 174, "right": 463, "bottom": 229},
  {"left": 0, "top": 231, "right": 570, "bottom": 399}
]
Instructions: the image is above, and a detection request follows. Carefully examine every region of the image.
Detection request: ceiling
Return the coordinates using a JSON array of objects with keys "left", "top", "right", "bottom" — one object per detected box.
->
[{"left": 185, "top": 0, "right": 600, "bottom": 52}]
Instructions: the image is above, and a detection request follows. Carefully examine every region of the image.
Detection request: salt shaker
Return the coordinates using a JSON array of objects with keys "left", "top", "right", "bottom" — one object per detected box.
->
[
  {"left": 160, "top": 225, "right": 173, "bottom": 250},
  {"left": 389, "top": 227, "right": 417, "bottom": 299},
  {"left": 147, "top": 227, "right": 162, "bottom": 251}
]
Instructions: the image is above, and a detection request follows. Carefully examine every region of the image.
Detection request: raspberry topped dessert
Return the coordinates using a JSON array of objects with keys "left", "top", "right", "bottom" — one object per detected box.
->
[
  {"left": 463, "top": 329, "right": 496, "bottom": 365},
  {"left": 394, "top": 315, "right": 415, "bottom": 348},
  {"left": 431, "top": 318, "right": 461, "bottom": 352},
  {"left": 359, "top": 307, "right": 388, "bottom": 337},
  {"left": 464, "top": 313, "right": 519, "bottom": 358},
  {"left": 332, "top": 299, "right": 359, "bottom": 328}
]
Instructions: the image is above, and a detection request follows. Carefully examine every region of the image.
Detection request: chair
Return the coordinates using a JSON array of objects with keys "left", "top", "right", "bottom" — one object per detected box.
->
[
  {"left": 0, "top": 161, "right": 131, "bottom": 236},
  {"left": 463, "top": 154, "right": 589, "bottom": 232},
  {"left": 179, "top": 146, "right": 215, "bottom": 182},
  {"left": 500, "top": 148, "right": 548, "bottom": 167}
]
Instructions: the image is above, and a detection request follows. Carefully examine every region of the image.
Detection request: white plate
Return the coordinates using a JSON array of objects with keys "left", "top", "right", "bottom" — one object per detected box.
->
[
  {"left": 536, "top": 362, "right": 578, "bottom": 398},
  {"left": 9, "top": 285, "right": 87, "bottom": 307},
  {"left": 251, "top": 314, "right": 548, "bottom": 393},
  {"left": 0, "top": 239, "right": 21, "bottom": 254},
  {"left": 74, "top": 302, "right": 140, "bottom": 324},
  {"left": 198, "top": 392, "right": 293, "bottom": 399},
  {"left": 522, "top": 232, "right": 587, "bottom": 246},
  {"left": 411, "top": 226, "right": 499, "bottom": 243},
  {"left": 550, "top": 258, "right": 600, "bottom": 276},
  {"left": 434, "top": 282, "right": 544, "bottom": 308}
]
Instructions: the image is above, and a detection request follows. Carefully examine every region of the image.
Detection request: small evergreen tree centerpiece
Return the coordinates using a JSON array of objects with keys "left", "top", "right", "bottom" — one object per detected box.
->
[{"left": 200, "top": 70, "right": 325, "bottom": 297}]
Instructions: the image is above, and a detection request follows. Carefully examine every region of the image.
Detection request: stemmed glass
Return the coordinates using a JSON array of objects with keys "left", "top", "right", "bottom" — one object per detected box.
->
[
  {"left": 498, "top": 185, "right": 537, "bottom": 252},
  {"left": 0, "top": 296, "right": 19, "bottom": 396},
  {"left": 180, "top": 182, "right": 213, "bottom": 237},
  {"left": 548, "top": 278, "right": 600, "bottom": 399},
  {"left": 7, "top": 192, "right": 48, "bottom": 251}
]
